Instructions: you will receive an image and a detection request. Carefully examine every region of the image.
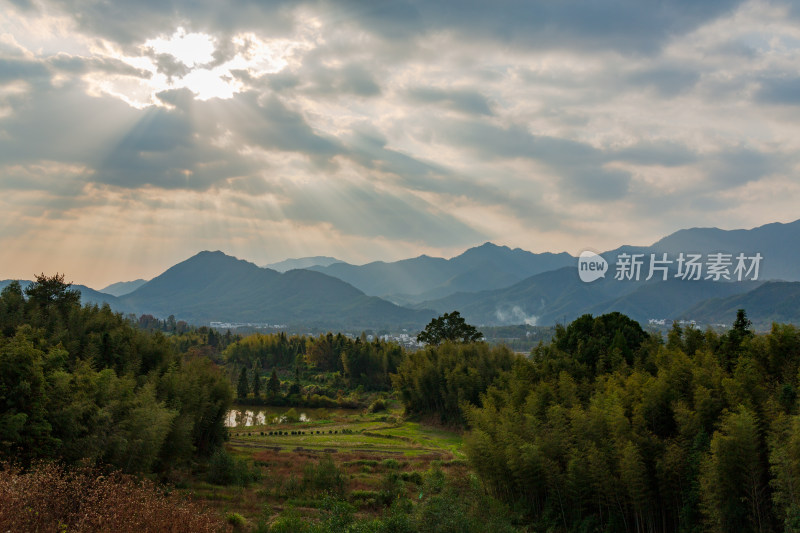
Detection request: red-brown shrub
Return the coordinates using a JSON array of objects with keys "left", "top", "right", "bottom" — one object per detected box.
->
[{"left": 0, "top": 462, "right": 230, "bottom": 532}]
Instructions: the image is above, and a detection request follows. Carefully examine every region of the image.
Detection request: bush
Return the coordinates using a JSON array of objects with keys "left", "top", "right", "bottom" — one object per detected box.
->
[
  {"left": 0, "top": 462, "right": 225, "bottom": 533},
  {"left": 226, "top": 511, "right": 247, "bottom": 529},
  {"left": 381, "top": 458, "right": 400, "bottom": 470},
  {"left": 207, "top": 448, "right": 258, "bottom": 486},
  {"left": 350, "top": 489, "right": 381, "bottom": 508},
  {"left": 368, "top": 398, "right": 387, "bottom": 413},
  {"left": 269, "top": 506, "right": 311, "bottom": 533},
  {"left": 400, "top": 471, "right": 423, "bottom": 485},
  {"left": 302, "top": 454, "right": 345, "bottom": 496}
]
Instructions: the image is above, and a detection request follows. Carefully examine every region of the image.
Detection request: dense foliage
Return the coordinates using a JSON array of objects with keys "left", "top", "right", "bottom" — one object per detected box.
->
[
  {"left": 417, "top": 311, "right": 484, "bottom": 345},
  {"left": 392, "top": 341, "right": 516, "bottom": 425},
  {"left": 464, "top": 311, "right": 800, "bottom": 532},
  {"left": 0, "top": 275, "right": 232, "bottom": 472},
  {"left": 225, "top": 332, "right": 405, "bottom": 401}
]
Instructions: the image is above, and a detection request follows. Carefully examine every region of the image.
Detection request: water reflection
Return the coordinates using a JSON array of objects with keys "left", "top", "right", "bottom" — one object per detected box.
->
[{"left": 225, "top": 409, "right": 312, "bottom": 428}]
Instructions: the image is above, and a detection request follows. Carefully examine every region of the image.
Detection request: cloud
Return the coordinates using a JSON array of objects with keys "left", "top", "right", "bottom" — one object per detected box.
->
[
  {"left": 2, "top": 0, "right": 800, "bottom": 286},
  {"left": 0, "top": 57, "right": 51, "bottom": 84},
  {"left": 406, "top": 87, "right": 493, "bottom": 115},
  {"left": 329, "top": 0, "right": 745, "bottom": 54},
  {"left": 223, "top": 92, "right": 344, "bottom": 164},
  {"left": 626, "top": 65, "right": 701, "bottom": 97},
  {"left": 757, "top": 76, "right": 800, "bottom": 105},
  {"left": 441, "top": 120, "right": 631, "bottom": 200}
]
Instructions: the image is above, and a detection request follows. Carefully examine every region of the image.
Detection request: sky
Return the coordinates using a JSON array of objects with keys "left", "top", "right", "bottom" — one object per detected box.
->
[{"left": 1, "top": 0, "right": 799, "bottom": 289}]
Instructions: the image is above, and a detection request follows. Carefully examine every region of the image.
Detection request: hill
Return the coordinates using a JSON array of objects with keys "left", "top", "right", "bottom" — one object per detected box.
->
[
  {"left": 118, "top": 251, "right": 434, "bottom": 328},
  {"left": 680, "top": 281, "right": 800, "bottom": 327},
  {"left": 100, "top": 278, "right": 148, "bottom": 296}
]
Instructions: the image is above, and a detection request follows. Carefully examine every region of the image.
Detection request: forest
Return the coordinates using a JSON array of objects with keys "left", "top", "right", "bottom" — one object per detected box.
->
[
  {"left": 0, "top": 274, "right": 232, "bottom": 472},
  {"left": 3, "top": 274, "right": 800, "bottom": 532},
  {"left": 463, "top": 311, "right": 800, "bottom": 533}
]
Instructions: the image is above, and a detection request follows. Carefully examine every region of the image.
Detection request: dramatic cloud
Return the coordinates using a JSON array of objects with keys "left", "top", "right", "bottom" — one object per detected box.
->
[{"left": 1, "top": 0, "right": 799, "bottom": 287}]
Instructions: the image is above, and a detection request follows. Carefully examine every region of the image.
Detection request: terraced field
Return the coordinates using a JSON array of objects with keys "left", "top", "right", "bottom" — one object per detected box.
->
[
  {"left": 228, "top": 408, "right": 463, "bottom": 459},
  {"left": 183, "top": 403, "right": 468, "bottom": 530}
]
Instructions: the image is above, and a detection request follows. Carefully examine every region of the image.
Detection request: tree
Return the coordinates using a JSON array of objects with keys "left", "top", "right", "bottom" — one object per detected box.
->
[
  {"left": 700, "top": 406, "right": 768, "bottom": 532},
  {"left": 24, "top": 273, "right": 80, "bottom": 309},
  {"left": 237, "top": 367, "right": 249, "bottom": 399},
  {"left": 0, "top": 327, "right": 58, "bottom": 461},
  {"left": 416, "top": 311, "right": 483, "bottom": 346},
  {"left": 0, "top": 281, "right": 25, "bottom": 336},
  {"left": 267, "top": 368, "right": 281, "bottom": 397},
  {"left": 251, "top": 367, "right": 261, "bottom": 398},
  {"left": 733, "top": 309, "right": 753, "bottom": 338},
  {"left": 721, "top": 309, "right": 754, "bottom": 370}
]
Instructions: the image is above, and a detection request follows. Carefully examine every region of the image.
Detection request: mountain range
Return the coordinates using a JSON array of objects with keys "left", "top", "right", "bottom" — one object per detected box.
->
[
  {"left": 307, "top": 243, "right": 575, "bottom": 304},
  {"left": 3, "top": 218, "right": 799, "bottom": 330},
  {"left": 115, "top": 251, "right": 433, "bottom": 328}
]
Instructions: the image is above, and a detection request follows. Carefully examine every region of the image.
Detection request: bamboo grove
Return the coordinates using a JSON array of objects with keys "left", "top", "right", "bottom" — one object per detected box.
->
[{"left": 463, "top": 312, "right": 800, "bottom": 533}]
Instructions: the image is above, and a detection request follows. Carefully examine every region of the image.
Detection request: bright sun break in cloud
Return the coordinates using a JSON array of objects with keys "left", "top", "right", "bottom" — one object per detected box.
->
[{"left": 100, "top": 28, "right": 301, "bottom": 105}]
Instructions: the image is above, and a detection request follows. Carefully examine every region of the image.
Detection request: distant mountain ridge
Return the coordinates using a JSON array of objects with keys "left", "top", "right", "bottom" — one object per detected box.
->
[
  {"left": 308, "top": 242, "right": 575, "bottom": 303},
  {"left": 100, "top": 279, "right": 148, "bottom": 296},
  {"left": 3, "top": 218, "right": 799, "bottom": 330},
  {"left": 604, "top": 219, "right": 800, "bottom": 282},
  {"left": 680, "top": 282, "right": 800, "bottom": 326},
  {"left": 417, "top": 218, "right": 800, "bottom": 328},
  {"left": 264, "top": 256, "right": 343, "bottom": 272},
  {"left": 116, "top": 251, "right": 434, "bottom": 328}
]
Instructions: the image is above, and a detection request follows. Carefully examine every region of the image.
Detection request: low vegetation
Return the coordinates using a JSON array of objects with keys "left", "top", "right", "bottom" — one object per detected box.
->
[{"left": 0, "top": 462, "right": 227, "bottom": 532}]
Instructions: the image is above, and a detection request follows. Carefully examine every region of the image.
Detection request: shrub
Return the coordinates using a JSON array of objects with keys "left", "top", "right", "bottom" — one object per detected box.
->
[
  {"left": 400, "top": 471, "right": 423, "bottom": 485},
  {"left": 0, "top": 462, "right": 224, "bottom": 533},
  {"left": 302, "top": 454, "right": 345, "bottom": 496},
  {"left": 269, "top": 506, "right": 311, "bottom": 533},
  {"left": 381, "top": 458, "right": 400, "bottom": 470},
  {"left": 368, "top": 398, "right": 387, "bottom": 413},
  {"left": 226, "top": 512, "right": 246, "bottom": 529},
  {"left": 207, "top": 448, "right": 258, "bottom": 486}
]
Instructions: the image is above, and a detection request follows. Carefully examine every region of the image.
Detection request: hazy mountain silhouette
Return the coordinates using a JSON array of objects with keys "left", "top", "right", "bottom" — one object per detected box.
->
[
  {"left": 308, "top": 242, "right": 575, "bottom": 303},
  {"left": 603, "top": 218, "right": 800, "bottom": 281},
  {"left": 419, "top": 269, "right": 765, "bottom": 327},
  {"left": 4, "top": 218, "right": 799, "bottom": 330},
  {"left": 680, "top": 281, "right": 800, "bottom": 327},
  {"left": 264, "top": 256, "right": 343, "bottom": 272},
  {"left": 416, "top": 218, "right": 800, "bottom": 327},
  {"left": 100, "top": 279, "right": 148, "bottom": 296},
  {"left": 118, "top": 251, "right": 434, "bottom": 328}
]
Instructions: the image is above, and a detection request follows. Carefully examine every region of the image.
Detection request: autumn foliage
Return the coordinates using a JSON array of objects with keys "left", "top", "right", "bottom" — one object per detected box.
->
[{"left": 0, "top": 462, "right": 229, "bottom": 532}]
